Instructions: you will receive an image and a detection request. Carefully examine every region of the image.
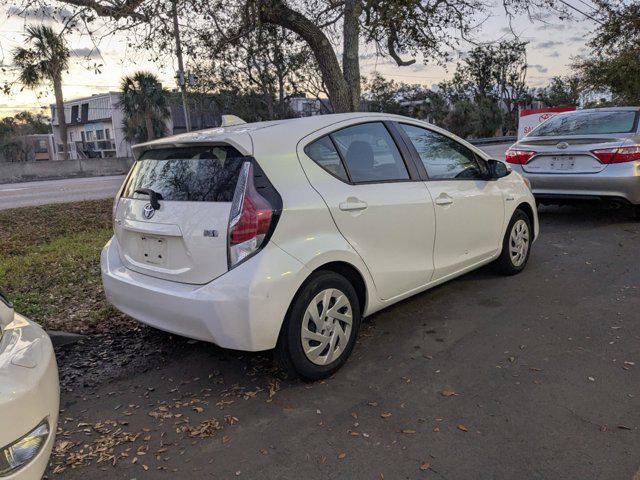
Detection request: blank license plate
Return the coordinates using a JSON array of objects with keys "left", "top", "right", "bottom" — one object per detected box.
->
[
  {"left": 550, "top": 157, "right": 575, "bottom": 170},
  {"left": 141, "top": 235, "right": 167, "bottom": 265}
]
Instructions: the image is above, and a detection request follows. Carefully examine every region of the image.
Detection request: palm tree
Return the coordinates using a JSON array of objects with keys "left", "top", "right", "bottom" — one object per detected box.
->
[
  {"left": 13, "top": 25, "right": 70, "bottom": 160},
  {"left": 119, "top": 72, "right": 169, "bottom": 142}
]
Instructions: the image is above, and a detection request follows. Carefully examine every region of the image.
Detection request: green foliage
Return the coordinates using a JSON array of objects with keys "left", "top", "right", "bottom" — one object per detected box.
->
[
  {"left": 11, "top": 24, "right": 69, "bottom": 89},
  {"left": 535, "top": 76, "right": 580, "bottom": 107},
  {"left": 194, "top": 25, "right": 316, "bottom": 120},
  {"left": 442, "top": 40, "right": 529, "bottom": 136},
  {"left": 119, "top": 71, "right": 169, "bottom": 142},
  {"left": 0, "top": 111, "right": 50, "bottom": 141},
  {"left": 442, "top": 100, "right": 476, "bottom": 138},
  {"left": 0, "top": 111, "right": 51, "bottom": 162},
  {"left": 363, "top": 73, "right": 449, "bottom": 125},
  {"left": 572, "top": 0, "right": 640, "bottom": 105}
]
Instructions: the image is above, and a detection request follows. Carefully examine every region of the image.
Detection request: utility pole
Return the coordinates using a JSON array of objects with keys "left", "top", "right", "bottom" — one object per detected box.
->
[{"left": 172, "top": 0, "right": 191, "bottom": 132}]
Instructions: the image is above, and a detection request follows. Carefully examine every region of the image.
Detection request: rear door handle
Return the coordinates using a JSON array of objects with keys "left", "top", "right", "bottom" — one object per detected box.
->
[
  {"left": 435, "top": 195, "right": 454, "bottom": 206},
  {"left": 339, "top": 198, "right": 368, "bottom": 211}
]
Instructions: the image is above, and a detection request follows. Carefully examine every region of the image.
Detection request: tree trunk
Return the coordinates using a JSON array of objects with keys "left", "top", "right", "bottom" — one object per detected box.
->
[
  {"left": 53, "top": 74, "right": 69, "bottom": 160},
  {"left": 259, "top": 0, "right": 353, "bottom": 112},
  {"left": 342, "top": 0, "right": 362, "bottom": 111},
  {"left": 145, "top": 112, "right": 156, "bottom": 141}
]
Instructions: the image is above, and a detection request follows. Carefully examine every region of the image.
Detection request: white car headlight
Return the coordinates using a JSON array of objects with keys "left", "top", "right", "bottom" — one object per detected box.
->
[{"left": 0, "top": 421, "right": 50, "bottom": 476}]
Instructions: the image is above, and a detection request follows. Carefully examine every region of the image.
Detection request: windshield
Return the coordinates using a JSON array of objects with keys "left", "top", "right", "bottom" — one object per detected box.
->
[
  {"left": 123, "top": 146, "right": 246, "bottom": 202},
  {"left": 530, "top": 110, "right": 638, "bottom": 137}
]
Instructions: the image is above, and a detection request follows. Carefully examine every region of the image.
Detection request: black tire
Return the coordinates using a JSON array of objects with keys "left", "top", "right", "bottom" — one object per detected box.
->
[
  {"left": 494, "top": 209, "right": 533, "bottom": 275},
  {"left": 275, "top": 271, "right": 361, "bottom": 381},
  {"left": 633, "top": 205, "right": 640, "bottom": 220}
]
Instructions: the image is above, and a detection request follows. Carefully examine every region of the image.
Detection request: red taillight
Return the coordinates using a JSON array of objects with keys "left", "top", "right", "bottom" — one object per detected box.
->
[
  {"left": 228, "top": 162, "right": 274, "bottom": 266},
  {"left": 591, "top": 145, "right": 640, "bottom": 164},
  {"left": 505, "top": 149, "right": 537, "bottom": 165}
]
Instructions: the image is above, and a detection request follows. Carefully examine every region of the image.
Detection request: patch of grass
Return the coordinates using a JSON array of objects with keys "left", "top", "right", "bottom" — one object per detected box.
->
[{"left": 0, "top": 199, "right": 134, "bottom": 333}]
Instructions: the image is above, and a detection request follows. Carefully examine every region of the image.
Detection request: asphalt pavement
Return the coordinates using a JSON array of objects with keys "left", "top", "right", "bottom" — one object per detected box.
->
[
  {"left": 0, "top": 143, "right": 512, "bottom": 211},
  {"left": 0, "top": 175, "right": 125, "bottom": 210},
  {"left": 51, "top": 205, "right": 640, "bottom": 480}
]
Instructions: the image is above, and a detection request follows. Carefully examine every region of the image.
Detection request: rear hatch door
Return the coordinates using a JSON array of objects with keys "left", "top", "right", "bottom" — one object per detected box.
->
[{"left": 114, "top": 145, "right": 248, "bottom": 285}]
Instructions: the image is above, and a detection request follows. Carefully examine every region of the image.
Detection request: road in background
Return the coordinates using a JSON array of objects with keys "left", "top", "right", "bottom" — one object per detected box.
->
[
  {"left": 0, "top": 143, "right": 512, "bottom": 210},
  {"left": 0, "top": 175, "right": 125, "bottom": 210}
]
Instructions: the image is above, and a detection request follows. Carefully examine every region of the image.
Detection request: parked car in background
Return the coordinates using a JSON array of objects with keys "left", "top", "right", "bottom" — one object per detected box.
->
[
  {"left": 506, "top": 107, "right": 640, "bottom": 216},
  {"left": 0, "top": 291, "right": 59, "bottom": 479},
  {"left": 102, "top": 113, "right": 538, "bottom": 379}
]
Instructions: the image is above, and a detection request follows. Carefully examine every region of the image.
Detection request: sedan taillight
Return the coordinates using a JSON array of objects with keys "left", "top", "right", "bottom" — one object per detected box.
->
[
  {"left": 505, "top": 149, "right": 537, "bottom": 165},
  {"left": 591, "top": 145, "right": 640, "bottom": 164},
  {"left": 228, "top": 161, "right": 274, "bottom": 268}
]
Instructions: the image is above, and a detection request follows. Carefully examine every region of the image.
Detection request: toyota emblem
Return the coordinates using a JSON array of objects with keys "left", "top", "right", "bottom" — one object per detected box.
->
[{"left": 143, "top": 203, "right": 155, "bottom": 219}]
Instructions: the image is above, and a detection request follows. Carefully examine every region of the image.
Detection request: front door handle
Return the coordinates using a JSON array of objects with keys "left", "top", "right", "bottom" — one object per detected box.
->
[
  {"left": 435, "top": 195, "right": 454, "bottom": 206},
  {"left": 339, "top": 198, "right": 368, "bottom": 211}
]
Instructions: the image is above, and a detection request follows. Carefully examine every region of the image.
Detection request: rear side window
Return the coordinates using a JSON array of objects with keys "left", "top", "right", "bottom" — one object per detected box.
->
[
  {"left": 123, "top": 146, "right": 245, "bottom": 202},
  {"left": 331, "top": 122, "right": 409, "bottom": 183},
  {"left": 531, "top": 110, "right": 639, "bottom": 136},
  {"left": 304, "top": 136, "right": 349, "bottom": 182}
]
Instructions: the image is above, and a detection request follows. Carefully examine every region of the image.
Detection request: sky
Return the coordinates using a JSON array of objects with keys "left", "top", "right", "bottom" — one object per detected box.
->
[{"left": 0, "top": 1, "right": 596, "bottom": 119}]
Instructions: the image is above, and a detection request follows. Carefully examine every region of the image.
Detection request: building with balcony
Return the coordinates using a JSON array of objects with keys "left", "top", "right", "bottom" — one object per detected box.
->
[{"left": 50, "top": 92, "right": 132, "bottom": 160}]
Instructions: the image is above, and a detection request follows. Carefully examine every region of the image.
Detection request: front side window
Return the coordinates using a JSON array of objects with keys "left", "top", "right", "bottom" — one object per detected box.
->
[
  {"left": 122, "top": 146, "right": 246, "bottom": 202},
  {"left": 400, "top": 124, "right": 485, "bottom": 180},
  {"left": 331, "top": 122, "right": 409, "bottom": 183},
  {"left": 531, "top": 110, "right": 638, "bottom": 137}
]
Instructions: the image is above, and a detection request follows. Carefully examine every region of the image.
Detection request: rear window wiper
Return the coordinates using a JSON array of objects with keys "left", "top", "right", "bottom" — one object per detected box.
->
[{"left": 134, "top": 188, "right": 163, "bottom": 210}]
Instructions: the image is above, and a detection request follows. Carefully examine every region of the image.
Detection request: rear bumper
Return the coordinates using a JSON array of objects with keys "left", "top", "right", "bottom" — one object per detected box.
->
[
  {"left": 0, "top": 316, "right": 59, "bottom": 480},
  {"left": 513, "top": 161, "right": 640, "bottom": 204},
  {"left": 101, "top": 236, "right": 309, "bottom": 351}
]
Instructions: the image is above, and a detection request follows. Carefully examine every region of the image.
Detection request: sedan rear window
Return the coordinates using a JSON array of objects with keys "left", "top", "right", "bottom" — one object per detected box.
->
[
  {"left": 123, "top": 146, "right": 245, "bottom": 202},
  {"left": 531, "top": 110, "right": 638, "bottom": 137}
]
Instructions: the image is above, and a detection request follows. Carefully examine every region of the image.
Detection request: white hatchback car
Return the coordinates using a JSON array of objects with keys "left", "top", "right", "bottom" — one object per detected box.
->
[
  {"left": 0, "top": 292, "right": 59, "bottom": 479},
  {"left": 102, "top": 113, "right": 538, "bottom": 379}
]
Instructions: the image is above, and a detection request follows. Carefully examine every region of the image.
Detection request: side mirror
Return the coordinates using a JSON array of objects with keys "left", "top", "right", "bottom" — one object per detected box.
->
[
  {"left": 0, "top": 290, "right": 14, "bottom": 330},
  {"left": 487, "top": 159, "right": 511, "bottom": 179}
]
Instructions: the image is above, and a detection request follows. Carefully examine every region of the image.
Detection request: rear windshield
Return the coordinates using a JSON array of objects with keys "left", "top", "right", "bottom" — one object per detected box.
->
[
  {"left": 123, "top": 146, "right": 246, "bottom": 202},
  {"left": 530, "top": 110, "right": 638, "bottom": 137}
]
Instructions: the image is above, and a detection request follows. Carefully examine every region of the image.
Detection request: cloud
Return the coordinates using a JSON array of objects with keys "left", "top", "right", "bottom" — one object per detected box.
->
[
  {"left": 529, "top": 64, "right": 549, "bottom": 73},
  {"left": 536, "top": 23, "right": 565, "bottom": 32},
  {"left": 71, "top": 47, "right": 102, "bottom": 59},
  {"left": 6, "top": 5, "right": 74, "bottom": 22},
  {"left": 549, "top": 51, "right": 561, "bottom": 58},
  {"left": 411, "top": 64, "right": 427, "bottom": 72},
  {"left": 537, "top": 40, "right": 563, "bottom": 49}
]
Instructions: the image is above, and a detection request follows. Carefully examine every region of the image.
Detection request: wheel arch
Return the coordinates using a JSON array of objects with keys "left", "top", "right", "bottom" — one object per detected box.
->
[
  {"left": 515, "top": 201, "right": 537, "bottom": 238},
  {"left": 308, "top": 261, "right": 368, "bottom": 315}
]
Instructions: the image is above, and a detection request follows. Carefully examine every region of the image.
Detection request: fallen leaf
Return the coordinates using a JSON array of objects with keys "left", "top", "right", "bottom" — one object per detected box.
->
[
  {"left": 420, "top": 462, "right": 431, "bottom": 471},
  {"left": 457, "top": 424, "right": 468, "bottom": 432},
  {"left": 338, "top": 452, "right": 346, "bottom": 460},
  {"left": 381, "top": 412, "right": 392, "bottom": 418},
  {"left": 401, "top": 429, "right": 416, "bottom": 434},
  {"left": 441, "top": 389, "right": 458, "bottom": 397}
]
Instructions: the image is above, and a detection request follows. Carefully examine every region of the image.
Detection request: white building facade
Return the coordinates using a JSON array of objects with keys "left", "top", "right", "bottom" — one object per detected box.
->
[{"left": 51, "top": 92, "right": 132, "bottom": 160}]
